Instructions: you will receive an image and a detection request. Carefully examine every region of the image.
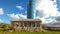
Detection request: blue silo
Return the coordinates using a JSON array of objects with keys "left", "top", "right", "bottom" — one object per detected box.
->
[{"left": 27, "top": 0, "right": 36, "bottom": 19}]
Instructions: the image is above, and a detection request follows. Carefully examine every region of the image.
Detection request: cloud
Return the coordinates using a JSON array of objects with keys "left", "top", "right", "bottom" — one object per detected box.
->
[
  {"left": 0, "top": 8, "right": 4, "bottom": 15},
  {"left": 19, "top": 14, "right": 27, "bottom": 19},
  {"left": 35, "top": 0, "right": 59, "bottom": 23},
  {"left": 36, "top": 16, "right": 54, "bottom": 24},
  {"left": 45, "top": 18, "right": 53, "bottom": 23},
  {"left": 7, "top": 13, "right": 27, "bottom": 19},
  {"left": 16, "top": 6, "right": 24, "bottom": 10},
  {"left": 36, "top": 0, "right": 58, "bottom": 17},
  {"left": 55, "top": 13, "right": 60, "bottom": 21},
  {"left": 7, "top": 13, "right": 20, "bottom": 19},
  {"left": 36, "top": 16, "right": 40, "bottom": 19}
]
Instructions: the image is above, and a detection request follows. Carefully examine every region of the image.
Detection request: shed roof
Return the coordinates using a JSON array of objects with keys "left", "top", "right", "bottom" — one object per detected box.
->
[{"left": 11, "top": 19, "right": 41, "bottom": 22}]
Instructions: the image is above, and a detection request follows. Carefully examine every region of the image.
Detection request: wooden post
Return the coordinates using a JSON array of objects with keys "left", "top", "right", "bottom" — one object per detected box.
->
[
  {"left": 40, "top": 22, "right": 42, "bottom": 31},
  {"left": 22, "top": 22, "right": 24, "bottom": 31},
  {"left": 27, "top": 22, "right": 29, "bottom": 31},
  {"left": 30, "top": 22, "right": 33, "bottom": 31},
  {"left": 19, "top": 22, "right": 21, "bottom": 31}
]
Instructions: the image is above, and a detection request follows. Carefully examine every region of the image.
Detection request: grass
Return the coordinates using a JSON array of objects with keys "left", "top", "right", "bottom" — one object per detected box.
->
[
  {"left": 6, "top": 31, "right": 60, "bottom": 34},
  {"left": 0, "top": 30, "right": 60, "bottom": 34}
]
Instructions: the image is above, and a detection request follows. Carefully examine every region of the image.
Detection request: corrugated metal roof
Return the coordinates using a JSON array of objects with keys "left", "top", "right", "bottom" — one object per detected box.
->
[
  {"left": 11, "top": 19, "right": 41, "bottom": 21},
  {"left": 45, "top": 22, "right": 60, "bottom": 27}
]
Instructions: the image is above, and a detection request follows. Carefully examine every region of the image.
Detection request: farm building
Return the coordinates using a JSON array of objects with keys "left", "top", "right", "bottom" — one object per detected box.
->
[{"left": 11, "top": 19, "right": 42, "bottom": 31}]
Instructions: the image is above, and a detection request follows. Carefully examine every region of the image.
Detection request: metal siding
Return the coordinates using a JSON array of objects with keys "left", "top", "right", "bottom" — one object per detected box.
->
[{"left": 27, "top": 0, "right": 36, "bottom": 19}]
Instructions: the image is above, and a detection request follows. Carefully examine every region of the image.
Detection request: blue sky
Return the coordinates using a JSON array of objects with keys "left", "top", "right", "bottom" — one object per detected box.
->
[
  {"left": 0, "top": 0, "right": 60, "bottom": 24},
  {"left": 0, "top": 0, "right": 28, "bottom": 23}
]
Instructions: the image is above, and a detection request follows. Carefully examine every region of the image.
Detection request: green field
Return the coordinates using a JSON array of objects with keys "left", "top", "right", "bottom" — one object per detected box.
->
[
  {"left": 9, "top": 31, "right": 60, "bottom": 34},
  {"left": 0, "top": 30, "right": 60, "bottom": 34}
]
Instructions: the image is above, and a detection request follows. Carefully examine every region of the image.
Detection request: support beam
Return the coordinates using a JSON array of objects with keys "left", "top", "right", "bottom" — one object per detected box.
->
[{"left": 40, "top": 23, "right": 42, "bottom": 31}]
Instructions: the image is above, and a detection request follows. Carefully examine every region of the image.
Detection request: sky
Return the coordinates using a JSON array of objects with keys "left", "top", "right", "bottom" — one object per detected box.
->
[{"left": 0, "top": 0, "right": 60, "bottom": 24}]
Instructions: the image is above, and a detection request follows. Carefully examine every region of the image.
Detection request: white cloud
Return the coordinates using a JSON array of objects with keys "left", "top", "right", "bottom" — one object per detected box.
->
[
  {"left": 0, "top": 8, "right": 4, "bottom": 15},
  {"left": 36, "top": 16, "right": 55, "bottom": 24},
  {"left": 36, "top": 0, "right": 58, "bottom": 17},
  {"left": 7, "top": 13, "right": 20, "bottom": 19},
  {"left": 36, "top": 16, "right": 40, "bottom": 19},
  {"left": 56, "top": 13, "right": 60, "bottom": 16},
  {"left": 7, "top": 13, "right": 27, "bottom": 19},
  {"left": 55, "top": 13, "right": 60, "bottom": 21},
  {"left": 45, "top": 18, "right": 53, "bottom": 23},
  {"left": 35, "top": 0, "right": 59, "bottom": 23},
  {"left": 16, "top": 6, "right": 24, "bottom": 10},
  {"left": 19, "top": 14, "right": 27, "bottom": 19},
  {"left": 53, "top": 0, "right": 56, "bottom": 2}
]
